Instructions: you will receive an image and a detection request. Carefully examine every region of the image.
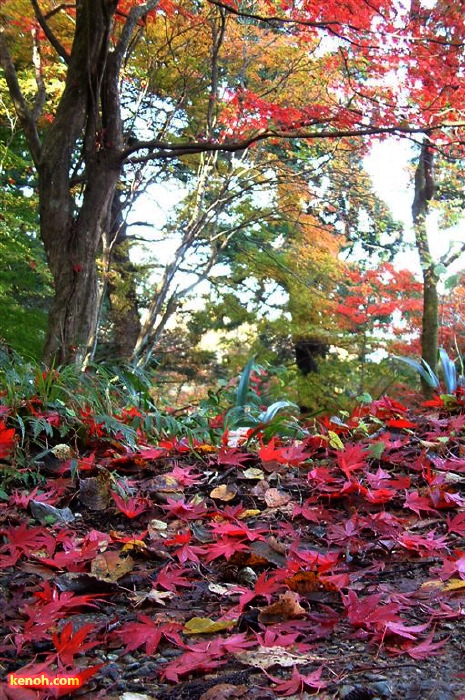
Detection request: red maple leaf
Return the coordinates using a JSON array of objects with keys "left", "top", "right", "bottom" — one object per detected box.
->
[
  {"left": 161, "top": 650, "right": 226, "bottom": 683},
  {"left": 166, "top": 464, "right": 203, "bottom": 486},
  {"left": 217, "top": 446, "right": 252, "bottom": 467},
  {"left": 209, "top": 520, "right": 265, "bottom": 541},
  {"left": 382, "top": 620, "right": 430, "bottom": 641},
  {"left": 161, "top": 497, "right": 209, "bottom": 520},
  {"left": 447, "top": 511, "right": 465, "bottom": 536},
  {"left": 255, "top": 628, "right": 300, "bottom": 647},
  {"left": 15, "top": 585, "right": 104, "bottom": 651},
  {"left": 154, "top": 564, "right": 193, "bottom": 592},
  {"left": 434, "top": 553, "right": 465, "bottom": 580},
  {"left": 237, "top": 570, "right": 284, "bottom": 609},
  {"left": 52, "top": 621, "right": 99, "bottom": 666},
  {"left": 117, "top": 615, "right": 183, "bottom": 655},
  {"left": 365, "top": 487, "right": 396, "bottom": 504},
  {"left": 0, "top": 522, "right": 56, "bottom": 559},
  {"left": 265, "top": 665, "right": 328, "bottom": 695},
  {"left": 164, "top": 530, "right": 207, "bottom": 563},
  {"left": 32, "top": 582, "right": 104, "bottom": 611},
  {"left": 388, "top": 630, "right": 449, "bottom": 660},
  {"left": 403, "top": 490, "right": 438, "bottom": 515},
  {"left": 343, "top": 590, "right": 402, "bottom": 631},
  {"left": 111, "top": 491, "right": 149, "bottom": 518},
  {"left": 385, "top": 418, "right": 417, "bottom": 429},
  {"left": 396, "top": 530, "right": 448, "bottom": 555},
  {"left": 336, "top": 443, "right": 368, "bottom": 478},
  {"left": 203, "top": 535, "right": 250, "bottom": 562},
  {"left": 9, "top": 486, "right": 59, "bottom": 509}
]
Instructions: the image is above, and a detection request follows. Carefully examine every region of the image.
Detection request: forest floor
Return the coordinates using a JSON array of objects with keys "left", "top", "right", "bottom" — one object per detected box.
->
[{"left": 1, "top": 394, "right": 465, "bottom": 700}]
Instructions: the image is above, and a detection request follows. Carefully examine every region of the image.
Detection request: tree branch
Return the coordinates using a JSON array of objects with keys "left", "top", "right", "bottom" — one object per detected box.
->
[
  {"left": 206, "top": 0, "right": 380, "bottom": 48},
  {"left": 115, "top": 0, "right": 160, "bottom": 66},
  {"left": 30, "top": 0, "right": 70, "bottom": 63},
  {"left": 440, "top": 241, "right": 465, "bottom": 270},
  {"left": 31, "top": 26, "right": 46, "bottom": 120},
  {"left": 122, "top": 123, "right": 453, "bottom": 165},
  {"left": 0, "top": 29, "right": 42, "bottom": 167}
]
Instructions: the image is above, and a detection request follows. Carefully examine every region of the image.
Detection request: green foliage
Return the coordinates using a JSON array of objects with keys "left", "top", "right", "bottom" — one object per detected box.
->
[{"left": 0, "top": 133, "right": 53, "bottom": 357}]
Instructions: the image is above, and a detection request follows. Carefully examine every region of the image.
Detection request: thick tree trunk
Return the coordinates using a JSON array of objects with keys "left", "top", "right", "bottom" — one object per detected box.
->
[
  {"left": 36, "top": 0, "right": 123, "bottom": 365},
  {"left": 412, "top": 138, "right": 437, "bottom": 396}
]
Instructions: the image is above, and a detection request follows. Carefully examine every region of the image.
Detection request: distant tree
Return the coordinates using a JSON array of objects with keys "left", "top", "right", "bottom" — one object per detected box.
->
[{"left": 411, "top": 139, "right": 465, "bottom": 393}]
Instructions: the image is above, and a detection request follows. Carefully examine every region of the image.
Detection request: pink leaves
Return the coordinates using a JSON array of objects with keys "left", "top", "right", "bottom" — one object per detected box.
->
[
  {"left": 161, "top": 634, "right": 255, "bottom": 683},
  {"left": 0, "top": 522, "right": 56, "bottom": 561},
  {"left": 343, "top": 590, "right": 402, "bottom": 631},
  {"left": 265, "top": 665, "right": 328, "bottom": 695},
  {"left": 388, "top": 630, "right": 449, "bottom": 660},
  {"left": 396, "top": 529, "right": 449, "bottom": 555},
  {"left": 3, "top": 384, "right": 465, "bottom": 697}
]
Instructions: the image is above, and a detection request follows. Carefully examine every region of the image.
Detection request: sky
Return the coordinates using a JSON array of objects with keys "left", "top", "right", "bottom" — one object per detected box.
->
[
  {"left": 131, "top": 137, "right": 465, "bottom": 285},
  {"left": 366, "top": 139, "right": 465, "bottom": 276}
]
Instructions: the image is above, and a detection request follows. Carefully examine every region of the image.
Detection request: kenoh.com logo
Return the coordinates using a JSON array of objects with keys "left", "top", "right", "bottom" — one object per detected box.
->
[{"left": 8, "top": 673, "right": 82, "bottom": 689}]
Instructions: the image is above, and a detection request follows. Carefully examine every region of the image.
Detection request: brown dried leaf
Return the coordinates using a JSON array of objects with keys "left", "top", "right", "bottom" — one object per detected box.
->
[
  {"left": 90, "top": 551, "right": 134, "bottom": 582},
  {"left": 264, "top": 488, "right": 292, "bottom": 508},
  {"left": 199, "top": 684, "right": 248, "bottom": 700},
  {"left": 258, "top": 590, "right": 306, "bottom": 624},
  {"left": 210, "top": 484, "right": 238, "bottom": 501}
]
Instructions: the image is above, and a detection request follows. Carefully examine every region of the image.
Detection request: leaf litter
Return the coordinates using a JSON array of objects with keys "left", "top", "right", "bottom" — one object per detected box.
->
[{"left": 1, "top": 397, "right": 465, "bottom": 698}]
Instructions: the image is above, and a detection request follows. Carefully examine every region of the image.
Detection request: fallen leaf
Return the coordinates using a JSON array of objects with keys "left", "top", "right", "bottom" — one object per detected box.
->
[
  {"left": 258, "top": 590, "right": 306, "bottom": 624},
  {"left": 243, "top": 467, "right": 265, "bottom": 480},
  {"left": 183, "top": 616, "right": 237, "bottom": 634},
  {"left": 419, "top": 578, "right": 465, "bottom": 593},
  {"left": 264, "top": 488, "right": 292, "bottom": 508},
  {"left": 79, "top": 472, "right": 111, "bottom": 510},
  {"left": 210, "top": 484, "right": 238, "bottom": 501},
  {"left": 129, "top": 589, "right": 174, "bottom": 606},
  {"left": 199, "top": 684, "right": 248, "bottom": 700},
  {"left": 90, "top": 551, "right": 134, "bottom": 582},
  {"left": 285, "top": 570, "right": 321, "bottom": 594},
  {"left": 235, "top": 646, "right": 326, "bottom": 670}
]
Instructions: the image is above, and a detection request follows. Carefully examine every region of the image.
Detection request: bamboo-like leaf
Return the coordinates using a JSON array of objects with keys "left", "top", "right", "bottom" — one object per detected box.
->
[
  {"left": 393, "top": 356, "right": 439, "bottom": 388},
  {"left": 258, "top": 401, "right": 298, "bottom": 423},
  {"left": 438, "top": 348, "right": 457, "bottom": 394},
  {"left": 235, "top": 356, "right": 257, "bottom": 408}
]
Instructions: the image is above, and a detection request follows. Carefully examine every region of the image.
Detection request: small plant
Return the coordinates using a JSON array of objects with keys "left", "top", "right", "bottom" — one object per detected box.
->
[
  {"left": 393, "top": 348, "right": 464, "bottom": 395},
  {"left": 223, "top": 357, "right": 303, "bottom": 439}
]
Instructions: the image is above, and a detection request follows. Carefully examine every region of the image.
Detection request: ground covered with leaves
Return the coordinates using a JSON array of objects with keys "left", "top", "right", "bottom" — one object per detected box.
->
[{"left": 1, "top": 384, "right": 465, "bottom": 699}]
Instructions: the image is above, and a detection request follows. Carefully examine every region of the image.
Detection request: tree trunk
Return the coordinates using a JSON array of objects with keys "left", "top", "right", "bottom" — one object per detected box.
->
[
  {"left": 421, "top": 265, "right": 439, "bottom": 373},
  {"left": 37, "top": 0, "right": 123, "bottom": 365},
  {"left": 0, "top": 0, "right": 127, "bottom": 366},
  {"left": 412, "top": 137, "right": 437, "bottom": 396}
]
